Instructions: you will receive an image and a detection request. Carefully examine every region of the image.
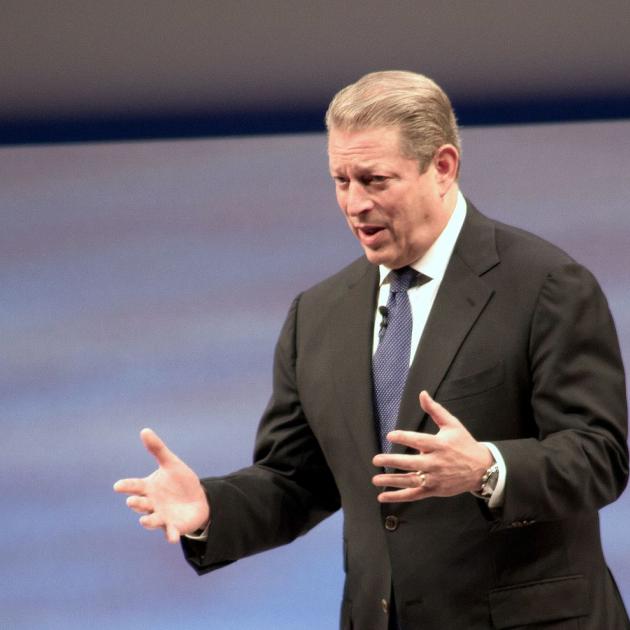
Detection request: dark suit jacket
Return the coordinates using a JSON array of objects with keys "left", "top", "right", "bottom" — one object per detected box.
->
[{"left": 183, "top": 203, "right": 629, "bottom": 629}]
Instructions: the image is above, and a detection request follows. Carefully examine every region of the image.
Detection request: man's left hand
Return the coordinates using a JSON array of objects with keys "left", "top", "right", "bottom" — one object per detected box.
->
[{"left": 372, "top": 390, "right": 494, "bottom": 502}]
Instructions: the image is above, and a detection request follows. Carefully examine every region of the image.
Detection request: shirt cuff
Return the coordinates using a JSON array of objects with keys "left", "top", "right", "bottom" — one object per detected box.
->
[
  {"left": 183, "top": 521, "right": 210, "bottom": 541},
  {"left": 482, "top": 442, "right": 507, "bottom": 509}
]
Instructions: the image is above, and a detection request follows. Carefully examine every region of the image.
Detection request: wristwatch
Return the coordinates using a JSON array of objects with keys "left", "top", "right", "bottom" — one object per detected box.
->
[{"left": 472, "top": 462, "right": 499, "bottom": 500}]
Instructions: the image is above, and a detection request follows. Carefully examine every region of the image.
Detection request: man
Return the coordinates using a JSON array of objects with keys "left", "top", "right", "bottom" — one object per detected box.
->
[{"left": 115, "top": 71, "right": 629, "bottom": 629}]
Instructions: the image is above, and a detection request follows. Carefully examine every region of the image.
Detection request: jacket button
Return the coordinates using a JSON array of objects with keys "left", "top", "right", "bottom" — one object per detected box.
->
[
  {"left": 384, "top": 515, "right": 399, "bottom": 531},
  {"left": 381, "top": 598, "right": 389, "bottom": 614}
]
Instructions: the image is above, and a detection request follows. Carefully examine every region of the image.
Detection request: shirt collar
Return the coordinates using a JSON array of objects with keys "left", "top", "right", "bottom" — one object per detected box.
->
[{"left": 378, "top": 190, "right": 467, "bottom": 286}]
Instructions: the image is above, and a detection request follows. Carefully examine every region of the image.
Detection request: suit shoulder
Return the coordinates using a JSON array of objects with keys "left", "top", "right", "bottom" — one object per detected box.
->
[
  {"left": 463, "top": 203, "right": 602, "bottom": 290},
  {"left": 491, "top": 217, "right": 579, "bottom": 273},
  {"left": 500, "top": 221, "right": 570, "bottom": 255}
]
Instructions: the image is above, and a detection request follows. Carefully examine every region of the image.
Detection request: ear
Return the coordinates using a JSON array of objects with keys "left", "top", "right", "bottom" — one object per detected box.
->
[{"left": 433, "top": 144, "right": 459, "bottom": 196}]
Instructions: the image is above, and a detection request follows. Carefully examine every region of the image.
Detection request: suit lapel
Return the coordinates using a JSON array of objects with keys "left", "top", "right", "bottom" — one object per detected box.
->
[
  {"left": 394, "top": 203, "right": 499, "bottom": 447},
  {"left": 329, "top": 261, "right": 381, "bottom": 473}
]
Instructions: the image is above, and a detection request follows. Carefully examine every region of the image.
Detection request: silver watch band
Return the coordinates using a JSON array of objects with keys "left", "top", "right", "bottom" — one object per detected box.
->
[{"left": 471, "top": 462, "right": 499, "bottom": 500}]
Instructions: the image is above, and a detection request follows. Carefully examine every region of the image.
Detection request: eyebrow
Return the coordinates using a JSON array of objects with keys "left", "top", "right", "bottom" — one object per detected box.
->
[{"left": 329, "top": 161, "right": 390, "bottom": 174}]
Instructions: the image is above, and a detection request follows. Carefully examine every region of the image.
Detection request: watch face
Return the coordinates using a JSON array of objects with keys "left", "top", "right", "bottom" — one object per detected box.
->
[{"left": 482, "top": 464, "right": 499, "bottom": 495}]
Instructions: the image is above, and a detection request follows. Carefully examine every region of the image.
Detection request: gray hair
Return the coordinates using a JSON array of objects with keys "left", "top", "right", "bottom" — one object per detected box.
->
[{"left": 325, "top": 70, "right": 461, "bottom": 173}]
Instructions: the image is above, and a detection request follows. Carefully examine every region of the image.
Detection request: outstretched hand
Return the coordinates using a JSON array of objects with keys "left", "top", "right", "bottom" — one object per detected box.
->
[
  {"left": 372, "top": 391, "right": 493, "bottom": 502},
  {"left": 113, "top": 428, "right": 210, "bottom": 543}
]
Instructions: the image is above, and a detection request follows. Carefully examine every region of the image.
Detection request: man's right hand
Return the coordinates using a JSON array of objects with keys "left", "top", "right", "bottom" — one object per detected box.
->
[{"left": 113, "top": 428, "right": 210, "bottom": 543}]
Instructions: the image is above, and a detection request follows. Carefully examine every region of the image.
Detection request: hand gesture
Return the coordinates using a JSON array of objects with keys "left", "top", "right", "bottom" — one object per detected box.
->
[
  {"left": 372, "top": 391, "right": 494, "bottom": 502},
  {"left": 113, "top": 428, "right": 210, "bottom": 543}
]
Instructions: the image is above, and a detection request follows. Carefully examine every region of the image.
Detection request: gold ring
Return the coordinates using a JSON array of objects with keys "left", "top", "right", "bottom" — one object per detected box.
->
[{"left": 416, "top": 471, "right": 427, "bottom": 487}]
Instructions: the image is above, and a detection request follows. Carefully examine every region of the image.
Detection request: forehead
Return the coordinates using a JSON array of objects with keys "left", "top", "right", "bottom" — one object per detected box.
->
[{"left": 327, "top": 126, "right": 404, "bottom": 168}]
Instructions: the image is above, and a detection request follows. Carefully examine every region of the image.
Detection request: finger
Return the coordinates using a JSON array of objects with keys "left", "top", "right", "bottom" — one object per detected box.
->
[
  {"left": 373, "top": 472, "right": 426, "bottom": 489},
  {"left": 377, "top": 487, "right": 429, "bottom": 503},
  {"left": 113, "top": 478, "right": 147, "bottom": 495},
  {"left": 140, "top": 428, "right": 177, "bottom": 467},
  {"left": 419, "top": 391, "right": 461, "bottom": 429},
  {"left": 139, "top": 513, "right": 165, "bottom": 530},
  {"left": 126, "top": 495, "right": 153, "bottom": 515},
  {"left": 385, "top": 430, "right": 436, "bottom": 452},
  {"left": 372, "top": 453, "right": 422, "bottom": 471},
  {"left": 165, "top": 523, "right": 181, "bottom": 544}
]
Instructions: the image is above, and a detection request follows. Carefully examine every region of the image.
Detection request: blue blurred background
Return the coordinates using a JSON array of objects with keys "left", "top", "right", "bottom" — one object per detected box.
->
[{"left": 1, "top": 120, "right": 629, "bottom": 628}]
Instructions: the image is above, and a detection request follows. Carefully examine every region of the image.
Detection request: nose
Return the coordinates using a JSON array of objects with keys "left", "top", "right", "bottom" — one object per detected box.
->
[{"left": 345, "top": 182, "right": 373, "bottom": 217}]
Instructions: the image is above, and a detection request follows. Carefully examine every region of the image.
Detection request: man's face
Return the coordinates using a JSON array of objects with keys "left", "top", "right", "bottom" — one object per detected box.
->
[{"left": 328, "top": 126, "right": 452, "bottom": 269}]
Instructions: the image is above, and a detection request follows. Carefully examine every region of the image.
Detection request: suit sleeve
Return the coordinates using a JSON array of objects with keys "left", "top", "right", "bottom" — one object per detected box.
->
[
  {"left": 182, "top": 295, "right": 341, "bottom": 574},
  {"left": 493, "top": 262, "right": 628, "bottom": 526}
]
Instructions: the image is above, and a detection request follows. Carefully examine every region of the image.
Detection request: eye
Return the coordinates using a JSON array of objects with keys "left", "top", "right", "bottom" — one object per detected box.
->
[
  {"left": 361, "top": 175, "right": 388, "bottom": 186},
  {"left": 333, "top": 175, "right": 349, "bottom": 186}
]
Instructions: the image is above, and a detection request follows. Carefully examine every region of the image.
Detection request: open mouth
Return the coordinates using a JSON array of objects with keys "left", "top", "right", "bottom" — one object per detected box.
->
[
  {"left": 360, "top": 225, "right": 384, "bottom": 236},
  {"left": 356, "top": 225, "right": 387, "bottom": 248}
]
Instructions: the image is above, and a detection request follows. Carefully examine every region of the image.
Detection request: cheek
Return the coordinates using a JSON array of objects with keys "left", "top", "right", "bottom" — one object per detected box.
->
[{"left": 335, "top": 190, "right": 347, "bottom": 213}]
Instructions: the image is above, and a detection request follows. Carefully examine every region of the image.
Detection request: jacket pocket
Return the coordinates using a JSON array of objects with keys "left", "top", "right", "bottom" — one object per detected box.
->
[
  {"left": 489, "top": 575, "right": 589, "bottom": 628},
  {"left": 438, "top": 361, "right": 504, "bottom": 401}
]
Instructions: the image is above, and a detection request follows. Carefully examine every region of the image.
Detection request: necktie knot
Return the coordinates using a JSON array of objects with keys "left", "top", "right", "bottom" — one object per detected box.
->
[{"left": 389, "top": 266, "right": 417, "bottom": 294}]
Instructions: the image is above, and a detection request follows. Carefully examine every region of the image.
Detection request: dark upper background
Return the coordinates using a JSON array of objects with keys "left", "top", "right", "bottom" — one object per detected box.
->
[{"left": 2, "top": 0, "right": 630, "bottom": 144}]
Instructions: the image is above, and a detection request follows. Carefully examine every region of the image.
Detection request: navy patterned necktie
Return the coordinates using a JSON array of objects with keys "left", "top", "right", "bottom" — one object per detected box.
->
[{"left": 372, "top": 266, "right": 419, "bottom": 452}]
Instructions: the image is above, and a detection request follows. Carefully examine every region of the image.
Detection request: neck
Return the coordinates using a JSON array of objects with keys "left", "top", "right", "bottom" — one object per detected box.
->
[{"left": 442, "top": 183, "right": 459, "bottom": 215}]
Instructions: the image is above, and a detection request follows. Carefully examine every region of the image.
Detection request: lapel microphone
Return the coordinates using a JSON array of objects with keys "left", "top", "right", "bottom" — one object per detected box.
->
[{"left": 378, "top": 305, "right": 389, "bottom": 339}]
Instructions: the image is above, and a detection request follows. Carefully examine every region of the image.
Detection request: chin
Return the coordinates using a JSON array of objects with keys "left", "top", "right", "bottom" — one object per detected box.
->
[
  {"left": 364, "top": 249, "right": 396, "bottom": 268},
  {"left": 362, "top": 249, "right": 384, "bottom": 265}
]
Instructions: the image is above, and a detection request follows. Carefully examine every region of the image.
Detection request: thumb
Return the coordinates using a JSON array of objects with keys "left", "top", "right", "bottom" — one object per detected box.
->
[
  {"left": 140, "top": 428, "right": 177, "bottom": 466},
  {"left": 419, "top": 391, "right": 460, "bottom": 429},
  {"left": 165, "top": 523, "right": 181, "bottom": 544}
]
